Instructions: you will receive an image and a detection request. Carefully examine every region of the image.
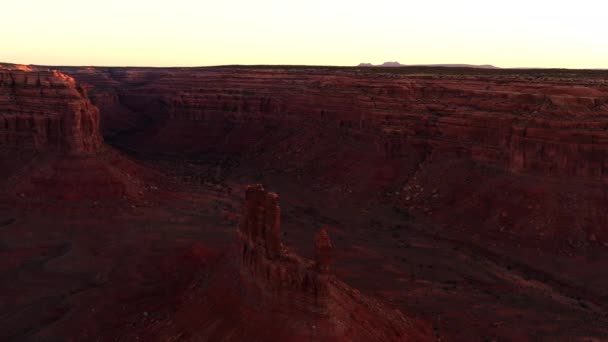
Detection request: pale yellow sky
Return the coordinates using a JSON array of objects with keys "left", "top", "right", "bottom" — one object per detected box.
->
[{"left": 2, "top": 0, "right": 607, "bottom": 68}]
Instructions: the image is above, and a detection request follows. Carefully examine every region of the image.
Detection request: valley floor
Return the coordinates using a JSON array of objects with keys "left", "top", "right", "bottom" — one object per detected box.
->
[{"left": 1, "top": 153, "right": 606, "bottom": 341}]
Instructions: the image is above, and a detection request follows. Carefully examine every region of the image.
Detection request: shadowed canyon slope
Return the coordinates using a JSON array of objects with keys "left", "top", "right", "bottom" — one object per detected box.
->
[
  {"left": 2, "top": 64, "right": 608, "bottom": 341},
  {"left": 62, "top": 65, "right": 608, "bottom": 181},
  {"left": 0, "top": 66, "right": 431, "bottom": 341},
  {"left": 62, "top": 65, "right": 608, "bottom": 245},
  {"left": 58, "top": 65, "right": 608, "bottom": 339}
]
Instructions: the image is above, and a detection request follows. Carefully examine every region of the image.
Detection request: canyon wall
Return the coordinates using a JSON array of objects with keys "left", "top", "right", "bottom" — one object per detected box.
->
[
  {"left": 0, "top": 68, "right": 103, "bottom": 153},
  {"left": 54, "top": 66, "right": 608, "bottom": 245},
  {"left": 159, "top": 71, "right": 608, "bottom": 180},
  {"left": 62, "top": 67, "right": 608, "bottom": 181}
]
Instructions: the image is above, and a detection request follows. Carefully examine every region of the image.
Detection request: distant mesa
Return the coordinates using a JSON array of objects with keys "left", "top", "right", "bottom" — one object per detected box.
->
[
  {"left": 358, "top": 61, "right": 499, "bottom": 69},
  {"left": 0, "top": 64, "right": 35, "bottom": 72},
  {"left": 379, "top": 61, "right": 404, "bottom": 67}
]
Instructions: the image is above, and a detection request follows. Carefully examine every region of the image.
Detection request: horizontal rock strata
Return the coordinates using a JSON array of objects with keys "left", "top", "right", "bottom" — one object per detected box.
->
[
  {"left": 62, "top": 66, "right": 608, "bottom": 181},
  {"left": 0, "top": 68, "right": 102, "bottom": 153}
]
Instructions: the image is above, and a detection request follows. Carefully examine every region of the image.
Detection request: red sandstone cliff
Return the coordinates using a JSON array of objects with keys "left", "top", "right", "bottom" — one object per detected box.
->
[
  {"left": 163, "top": 72, "right": 608, "bottom": 180},
  {"left": 0, "top": 67, "right": 156, "bottom": 203},
  {"left": 0, "top": 68, "right": 103, "bottom": 153},
  {"left": 55, "top": 66, "right": 608, "bottom": 246},
  {"left": 59, "top": 66, "right": 608, "bottom": 180}
]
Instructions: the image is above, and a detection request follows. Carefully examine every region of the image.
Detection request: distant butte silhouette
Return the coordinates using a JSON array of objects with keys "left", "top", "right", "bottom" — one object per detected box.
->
[{"left": 358, "top": 61, "right": 499, "bottom": 68}]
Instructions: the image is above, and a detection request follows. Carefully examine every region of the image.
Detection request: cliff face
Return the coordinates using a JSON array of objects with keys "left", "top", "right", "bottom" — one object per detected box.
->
[
  {"left": 158, "top": 72, "right": 608, "bottom": 180},
  {"left": 56, "top": 66, "right": 608, "bottom": 246},
  {"left": 62, "top": 67, "right": 608, "bottom": 180},
  {"left": 0, "top": 67, "right": 157, "bottom": 204},
  {"left": 0, "top": 68, "right": 103, "bottom": 153}
]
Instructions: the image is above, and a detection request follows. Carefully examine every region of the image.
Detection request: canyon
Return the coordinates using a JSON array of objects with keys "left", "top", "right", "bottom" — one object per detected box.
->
[
  {"left": 1, "top": 63, "right": 608, "bottom": 340},
  {"left": 59, "top": 65, "right": 608, "bottom": 247}
]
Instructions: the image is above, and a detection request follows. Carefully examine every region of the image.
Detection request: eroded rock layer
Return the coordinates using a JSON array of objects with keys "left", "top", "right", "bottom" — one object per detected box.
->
[
  {"left": 0, "top": 68, "right": 102, "bottom": 153},
  {"left": 59, "top": 66, "right": 608, "bottom": 180},
  {"left": 53, "top": 65, "right": 608, "bottom": 246},
  {"left": 0, "top": 66, "right": 156, "bottom": 205}
]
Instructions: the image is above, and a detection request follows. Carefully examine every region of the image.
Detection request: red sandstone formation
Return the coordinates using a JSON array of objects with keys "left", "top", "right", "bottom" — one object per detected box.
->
[
  {"left": 315, "top": 228, "right": 332, "bottom": 274},
  {"left": 237, "top": 185, "right": 335, "bottom": 313},
  {"left": 0, "top": 66, "right": 154, "bottom": 203},
  {"left": 58, "top": 66, "right": 608, "bottom": 181},
  {"left": 235, "top": 185, "right": 430, "bottom": 341},
  {"left": 125, "top": 184, "right": 431, "bottom": 341},
  {"left": 2, "top": 64, "right": 607, "bottom": 340},
  {"left": 239, "top": 184, "right": 283, "bottom": 258},
  {"left": 54, "top": 66, "right": 608, "bottom": 247},
  {"left": 0, "top": 68, "right": 102, "bottom": 153}
]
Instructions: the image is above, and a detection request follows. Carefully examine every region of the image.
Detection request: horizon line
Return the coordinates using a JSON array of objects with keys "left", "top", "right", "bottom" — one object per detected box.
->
[{"left": 1, "top": 61, "right": 606, "bottom": 71}]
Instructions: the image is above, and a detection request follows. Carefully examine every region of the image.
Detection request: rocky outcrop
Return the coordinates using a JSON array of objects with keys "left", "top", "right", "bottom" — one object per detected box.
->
[
  {"left": 0, "top": 67, "right": 158, "bottom": 205},
  {"left": 110, "top": 184, "right": 431, "bottom": 341},
  {"left": 239, "top": 184, "right": 282, "bottom": 259},
  {"left": 233, "top": 184, "right": 431, "bottom": 341},
  {"left": 0, "top": 68, "right": 102, "bottom": 153},
  {"left": 238, "top": 184, "right": 332, "bottom": 309},
  {"left": 315, "top": 228, "right": 332, "bottom": 274}
]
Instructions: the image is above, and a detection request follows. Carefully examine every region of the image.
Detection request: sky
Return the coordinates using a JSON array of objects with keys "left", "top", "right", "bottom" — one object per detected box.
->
[{"left": 2, "top": 0, "right": 607, "bottom": 68}]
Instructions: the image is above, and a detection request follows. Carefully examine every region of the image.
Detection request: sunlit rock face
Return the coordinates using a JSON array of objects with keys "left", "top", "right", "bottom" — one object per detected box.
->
[
  {"left": 0, "top": 68, "right": 103, "bottom": 153},
  {"left": 0, "top": 67, "right": 154, "bottom": 204}
]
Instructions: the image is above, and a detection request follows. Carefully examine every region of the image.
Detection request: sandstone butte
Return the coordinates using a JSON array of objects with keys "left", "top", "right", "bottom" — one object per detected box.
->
[
  {"left": 122, "top": 184, "right": 432, "bottom": 341},
  {"left": 0, "top": 68, "right": 102, "bottom": 153},
  {"left": 0, "top": 67, "right": 151, "bottom": 202}
]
